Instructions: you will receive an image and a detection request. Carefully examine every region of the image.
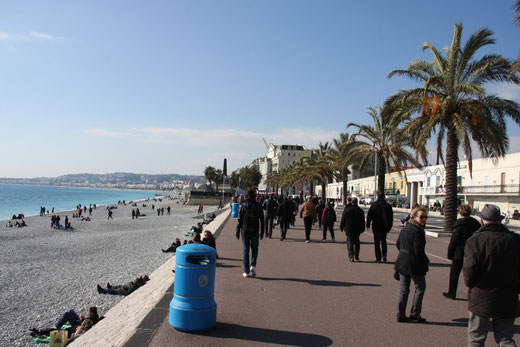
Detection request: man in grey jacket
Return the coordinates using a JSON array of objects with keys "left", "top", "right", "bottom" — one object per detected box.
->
[{"left": 463, "top": 204, "right": 520, "bottom": 346}]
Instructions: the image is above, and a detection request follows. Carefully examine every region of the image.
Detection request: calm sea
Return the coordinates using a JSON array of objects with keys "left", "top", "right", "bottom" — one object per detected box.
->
[{"left": 0, "top": 184, "right": 158, "bottom": 221}]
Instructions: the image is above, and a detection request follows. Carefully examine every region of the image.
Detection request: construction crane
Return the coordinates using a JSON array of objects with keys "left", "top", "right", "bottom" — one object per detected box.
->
[{"left": 262, "top": 137, "right": 269, "bottom": 149}]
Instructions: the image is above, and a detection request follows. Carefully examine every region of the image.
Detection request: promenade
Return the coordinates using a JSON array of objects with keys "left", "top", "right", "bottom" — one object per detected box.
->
[{"left": 125, "top": 211, "right": 517, "bottom": 347}]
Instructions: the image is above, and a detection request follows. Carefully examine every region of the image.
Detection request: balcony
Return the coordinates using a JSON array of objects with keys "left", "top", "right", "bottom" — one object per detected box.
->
[{"left": 462, "top": 184, "right": 520, "bottom": 195}]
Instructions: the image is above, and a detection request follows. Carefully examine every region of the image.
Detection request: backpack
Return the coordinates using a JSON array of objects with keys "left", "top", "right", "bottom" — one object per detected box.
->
[{"left": 243, "top": 202, "right": 259, "bottom": 232}]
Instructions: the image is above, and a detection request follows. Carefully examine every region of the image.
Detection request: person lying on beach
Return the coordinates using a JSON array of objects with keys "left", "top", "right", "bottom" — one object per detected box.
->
[
  {"left": 15, "top": 220, "right": 27, "bottom": 227},
  {"left": 29, "top": 306, "right": 102, "bottom": 339},
  {"left": 162, "top": 238, "right": 181, "bottom": 253},
  {"left": 96, "top": 275, "right": 150, "bottom": 296},
  {"left": 81, "top": 216, "right": 91, "bottom": 221},
  {"left": 6, "top": 221, "right": 13, "bottom": 227}
]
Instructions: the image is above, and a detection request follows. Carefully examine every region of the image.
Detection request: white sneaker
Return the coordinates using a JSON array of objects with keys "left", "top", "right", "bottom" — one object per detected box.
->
[
  {"left": 305, "top": 240, "right": 310, "bottom": 243},
  {"left": 242, "top": 272, "right": 249, "bottom": 278},
  {"left": 250, "top": 266, "right": 256, "bottom": 277}
]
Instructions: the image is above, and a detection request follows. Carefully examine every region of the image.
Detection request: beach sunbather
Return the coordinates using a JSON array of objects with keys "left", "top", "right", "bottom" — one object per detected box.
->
[
  {"left": 96, "top": 275, "right": 150, "bottom": 296},
  {"left": 29, "top": 306, "right": 102, "bottom": 340},
  {"left": 162, "top": 238, "right": 181, "bottom": 253}
]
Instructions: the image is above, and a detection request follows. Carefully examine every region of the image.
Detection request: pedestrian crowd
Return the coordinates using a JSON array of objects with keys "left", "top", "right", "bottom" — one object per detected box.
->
[{"left": 233, "top": 189, "right": 520, "bottom": 346}]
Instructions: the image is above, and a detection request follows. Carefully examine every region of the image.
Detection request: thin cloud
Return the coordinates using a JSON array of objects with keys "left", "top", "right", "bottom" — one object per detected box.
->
[
  {"left": 486, "top": 82, "right": 520, "bottom": 102},
  {"left": 83, "top": 129, "right": 132, "bottom": 138},
  {"left": 29, "top": 31, "right": 55, "bottom": 40},
  {"left": 0, "top": 31, "right": 58, "bottom": 41},
  {"left": 85, "top": 126, "right": 341, "bottom": 149}
]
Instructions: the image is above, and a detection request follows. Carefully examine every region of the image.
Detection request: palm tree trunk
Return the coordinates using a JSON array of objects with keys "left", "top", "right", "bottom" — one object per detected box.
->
[
  {"left": 321, "top": 180, "right": 326, "bottom": 202},
  {"left": 443, "top": 127, "right": 459, "bottom": 233},
  {"left": 377, "top": 153, "right": 386, "bottom": 195},
  {"left": 342, "top": 171, "right": 348, "bottom": 204}
]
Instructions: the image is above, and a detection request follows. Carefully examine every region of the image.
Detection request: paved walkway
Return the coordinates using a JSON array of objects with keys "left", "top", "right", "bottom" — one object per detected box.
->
[{"left": 127, "top": 212, "right": 519, "bottom": 347}]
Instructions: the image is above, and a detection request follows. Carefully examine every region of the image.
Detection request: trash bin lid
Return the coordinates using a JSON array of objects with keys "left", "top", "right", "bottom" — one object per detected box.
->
[{"left": 176, "top": 244, "right": 216, "bottom": 267}]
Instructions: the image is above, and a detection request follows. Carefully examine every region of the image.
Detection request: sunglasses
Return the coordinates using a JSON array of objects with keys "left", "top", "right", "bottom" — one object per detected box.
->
[{"left": 418, "top": 215, "right": 428, "bottom": 220}]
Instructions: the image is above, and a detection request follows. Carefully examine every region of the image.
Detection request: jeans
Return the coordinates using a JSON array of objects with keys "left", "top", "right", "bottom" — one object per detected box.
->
[
  {"left": 374, "top": 232, "right": 387, "bottom": 260},
  {"left": 55, "top": 309, "right": 81, "bottom": 329},
  {"left": 468, "top": 312, "right": 517, "bottom": 346},
  {"left": 448, "top": 259, "right": 463, "bottom": 297},
  {"left": 242, "top": 232, "right": 259, "bottom": 274},
  {"left": 265, "top": 215, "right": 275, "bottom": 237},
  {"left": 322, "top": 223, "right": 335, "bottom": 240},
  {"left": 347, "top": 234, "right": 360, "bottom": 259},
  {"left": 397, "top": 273, "right": 426, "bottom": 318},
  {"left": 280, "top": 220, "right": 289, "bottom": 239},
  {"left": 303, "top": 217, "right": 314, "bottom": 240}
]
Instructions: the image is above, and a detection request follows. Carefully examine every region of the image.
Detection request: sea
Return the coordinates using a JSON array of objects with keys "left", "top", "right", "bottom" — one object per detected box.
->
[{"left": 0, "top": 184, "right": 159, "bottom": 221}]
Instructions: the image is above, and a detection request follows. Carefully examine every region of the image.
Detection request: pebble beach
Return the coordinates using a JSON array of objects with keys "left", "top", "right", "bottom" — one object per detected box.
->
[{"left": 0, "top": 198, "right": 217, "bottom": 347}]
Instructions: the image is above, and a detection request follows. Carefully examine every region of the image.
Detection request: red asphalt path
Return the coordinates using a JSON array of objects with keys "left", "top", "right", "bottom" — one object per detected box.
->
[{"left": 146, "top": 213, "right": 519, "bottom": 346}]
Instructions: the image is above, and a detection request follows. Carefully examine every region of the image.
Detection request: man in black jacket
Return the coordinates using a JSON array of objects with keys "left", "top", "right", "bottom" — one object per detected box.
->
[
  {"left": 263, "top": 194, "right": 278, "bottom": 239},
  {"left": 236, "top": 189, "right": 265, "bottom": 278},
  {"left": 463, "top": 204, "right": 520, "bottom": 346},
  {"left": 443, "top": 204, "right": 481, "bottom": 300},
  {"left": 366, "top": 192, "right": 393, "bottom": 262},
  {"left": 340, "top": 197, "right": 365, "bottom": 262}
]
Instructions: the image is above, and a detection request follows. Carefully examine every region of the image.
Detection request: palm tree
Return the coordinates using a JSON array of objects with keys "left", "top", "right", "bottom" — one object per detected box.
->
[
  {"left": 387, "top": 23, "right": 520, "bottom": 233},
  {"left": 303, "top": 142, "right": 334, "bottom": 202},
  {"left": 327, "top": 133, "right": 356, "bottom": 204},
  {"left": 348, "top": 105, "right": 420, "bottom": 197},
  {"left": 511, "top": 1, "right": 520, "bottom": 74},
  {"left": 204, "top": 166, "right": 216, "bottom": 191}
]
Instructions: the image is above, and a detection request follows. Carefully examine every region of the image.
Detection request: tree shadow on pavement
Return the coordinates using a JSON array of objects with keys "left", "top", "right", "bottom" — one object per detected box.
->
[
  {"left": 257, "top": 277, "right": 381, "bottom": 287},
  {"left": 193, "top": 322, "right": 332, "bottom": 346},
  {"left": 424, "top": 317, "right": 468, "bottom": 327}
]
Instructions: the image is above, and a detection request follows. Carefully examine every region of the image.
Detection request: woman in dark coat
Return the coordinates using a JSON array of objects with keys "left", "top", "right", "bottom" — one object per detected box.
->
[
  {"left": 277, "top": 197, "right": 292, "bottom": 241},
  {"left": 395, "top": 206, "right": 429, "bottom": 323}
]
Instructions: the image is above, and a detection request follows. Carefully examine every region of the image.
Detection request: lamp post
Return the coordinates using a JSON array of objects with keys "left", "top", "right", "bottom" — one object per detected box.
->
[{"left": 373, "top": 149, "right": 378, "bottom": 201}]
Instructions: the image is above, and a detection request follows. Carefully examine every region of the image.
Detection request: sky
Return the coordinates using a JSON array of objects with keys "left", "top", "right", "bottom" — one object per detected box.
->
[{"left": 1, "top": 0, "right": 520, "bottom": 178}]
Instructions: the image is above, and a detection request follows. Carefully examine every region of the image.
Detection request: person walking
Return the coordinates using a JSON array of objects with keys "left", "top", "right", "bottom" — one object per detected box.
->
[
  {"left": 316, "top": 199, "right": 325, "bottom": 229},
  {"left": 321, "top": 201, "right": 337, "bottom": 242},
  {"left": 443, "top": 204, "right": 481, "bottom": 300},
  {"left": 395, "top": 206, "right": 430, "bottom": 323},
  {"left": 277, "top": 196, "right": 292, "bottom": 241},
  {"left": 236, "top": 189, "right": 264, "bottom": 278},
  {"left": 107, "top": 209, "right": 113, "bottom": 219},
  {"left": 463, "top": 204, "right": 520, "bottom": 346},
  {"left": 366, "top": 192, "right": 393, "bottom": 262},
  {"left": 299, "top": 196, "right": 317, "bottom": 243},
  {"left": 263, "top": 194, "right": 279, "bottom": 239},
  {"left": 132, "top": 209, "right": 136, "bottom": 219},
  {"left": 340, "top": 197, "right": 365, "bottom": 262}
]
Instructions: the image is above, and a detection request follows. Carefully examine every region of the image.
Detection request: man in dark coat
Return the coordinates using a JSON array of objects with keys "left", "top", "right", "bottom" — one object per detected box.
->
[
  {"left": 236, "top": 189, "right": 265, "bottom": 278},
  {"left": 340, "top": 197, "right": 365, "bottom": 262},
  {"left": 463, "top": 204, "right": 520, "bottom": 346},
  {"left": 263, "top": 194, "right": 278, "bottom": 239},
  {"left": 366, "top": 192, "right": 393, "bottom": 262},
  {"left": 321, "top": 201, "right": 337, "bottom": 242},
  {"left": 316, "top": 199, "right": 325, "bottom": 229},
  {"left": 443, "top": 204, "right": 481, "bottom": 300},
  {"left": 277, "top": 196, "right": 292, "bottom": 241},
  {"left": 395, "top": 206, "right": 429, "bottom": 323}
]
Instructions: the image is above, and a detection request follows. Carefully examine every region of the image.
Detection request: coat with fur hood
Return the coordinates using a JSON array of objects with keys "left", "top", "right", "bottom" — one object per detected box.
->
[{"left": 463, "top": 222, "right": 520, "bottom": 318}]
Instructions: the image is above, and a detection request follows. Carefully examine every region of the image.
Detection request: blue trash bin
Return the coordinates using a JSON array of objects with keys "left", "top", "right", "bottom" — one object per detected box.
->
[{"left": 169, "top": 244, "right": 217, "bottom": 331}]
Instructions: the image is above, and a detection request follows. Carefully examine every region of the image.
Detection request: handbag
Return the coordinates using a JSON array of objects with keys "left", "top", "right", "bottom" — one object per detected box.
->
[
  {"left": 393, "top": 270, "right": 400, "bottom": 281},
  {"left": 49, "top": 329, "right": 68, "bottom": 347}
]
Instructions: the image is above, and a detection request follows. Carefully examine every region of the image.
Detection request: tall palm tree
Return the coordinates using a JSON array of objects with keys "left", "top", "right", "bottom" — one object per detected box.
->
[
  {"left": 204, "top": 166, "right": 216, "bottom": 191},
  {"left": 348, "top": 105, "right": 420, "bottom": 197},
  {"left": 387, "top": 23, "right": 520, "bottom": 233},
  {"left": 511, "top": 1, "right": 520, "bottom": 74},
  {"left": 303, "top": 142, "right": 334, "bottom": 202},
  {"left": 327, "top": 133, "right": 356, "bottom": 204}
]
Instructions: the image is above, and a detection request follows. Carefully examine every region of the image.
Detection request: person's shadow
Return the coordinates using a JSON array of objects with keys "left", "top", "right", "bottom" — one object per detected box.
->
[
  {"left": 257, "top": 277, "right": 381, "bottom": 287},
  {"left": 189, "top": 322, "right": 332, "bottom": 346}
]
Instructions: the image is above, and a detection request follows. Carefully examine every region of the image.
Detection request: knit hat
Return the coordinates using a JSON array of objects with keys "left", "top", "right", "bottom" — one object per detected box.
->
[{"left": 480, "top": 204, "right": 505, "bottom": 222}]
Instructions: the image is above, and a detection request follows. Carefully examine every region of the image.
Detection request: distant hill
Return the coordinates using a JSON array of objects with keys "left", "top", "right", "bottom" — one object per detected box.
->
[{"left": 0, "top": 172, "right": 205, "bottom": 189}]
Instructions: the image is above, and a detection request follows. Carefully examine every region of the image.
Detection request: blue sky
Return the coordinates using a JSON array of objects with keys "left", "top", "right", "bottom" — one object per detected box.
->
[{"left": 1, "top": 0, "right": 520, "bottom": 177}]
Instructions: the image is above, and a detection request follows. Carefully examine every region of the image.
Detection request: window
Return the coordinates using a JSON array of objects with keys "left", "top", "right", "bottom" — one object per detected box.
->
[
  {"left": 401, "top": 181, "right": 404, "bottom": 189},
  {"left": 436, "top": 176, "right": 441, "bottom": 186},
  {"left": 427, "top": 177, "right": 431, "bottom": 187}
]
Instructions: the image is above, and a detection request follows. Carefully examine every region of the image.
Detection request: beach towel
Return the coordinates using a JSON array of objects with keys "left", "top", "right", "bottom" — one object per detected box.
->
[{"left": 32, "top": 325, "right": 71, "bottom": 344}]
